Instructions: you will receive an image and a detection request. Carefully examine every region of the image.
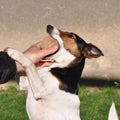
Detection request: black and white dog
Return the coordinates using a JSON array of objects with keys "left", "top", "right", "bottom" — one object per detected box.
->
[{"left": 6, "top": 25, "right": 104, "bottom": 120}]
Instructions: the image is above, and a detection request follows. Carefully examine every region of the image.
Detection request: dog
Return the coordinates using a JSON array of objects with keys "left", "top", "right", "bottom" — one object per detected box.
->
[{"left": 6, "top": 25, "right": 103, "bottom": 120}]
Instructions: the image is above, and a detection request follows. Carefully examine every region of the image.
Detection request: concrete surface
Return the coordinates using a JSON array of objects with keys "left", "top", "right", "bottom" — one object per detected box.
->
[{"left": 0, "top": 0, "right": 120, "bottom": 82}]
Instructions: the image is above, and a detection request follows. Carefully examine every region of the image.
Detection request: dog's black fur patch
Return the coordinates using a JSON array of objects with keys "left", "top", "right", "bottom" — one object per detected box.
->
[
  {"left": 75, "top": 34, "right": 88, "bottom": 52},
  {"left": 50, "top": 56, "right": 85, "bottom": 94}
]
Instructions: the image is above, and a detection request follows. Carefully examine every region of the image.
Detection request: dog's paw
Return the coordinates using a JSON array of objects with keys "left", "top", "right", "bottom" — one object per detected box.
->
[
  {"left": 6, "top": 48, "right": 34, "bottom": 68},
  {"left": 5, "top": 48, "right": 20, "bottom": 59},
  {"left": 5, "top": 48, "right": 26, "bottom": 65},
  {"left": 5, "top": 48, "right": 16, "bottom": 57}
]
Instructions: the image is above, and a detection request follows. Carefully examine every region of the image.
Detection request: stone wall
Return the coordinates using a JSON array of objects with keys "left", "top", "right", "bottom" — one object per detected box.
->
[{"left": 0, "top": 0, "right": 120, "bottom": 85}]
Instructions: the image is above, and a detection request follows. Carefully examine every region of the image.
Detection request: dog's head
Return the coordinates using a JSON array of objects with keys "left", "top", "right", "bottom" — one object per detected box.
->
[{"left": 47, "top": 25, "right": 104, "bottom": 59}]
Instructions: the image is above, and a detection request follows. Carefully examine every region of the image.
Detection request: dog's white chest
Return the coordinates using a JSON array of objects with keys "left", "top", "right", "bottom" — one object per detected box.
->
[{"left": 26, "top": 87, "right": 80, "bottom": 120}]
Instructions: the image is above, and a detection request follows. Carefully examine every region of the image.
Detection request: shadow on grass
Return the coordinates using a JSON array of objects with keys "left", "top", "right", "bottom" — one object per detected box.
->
[{"left": 80, "top": 78, "right": 120, "bottom": 87}]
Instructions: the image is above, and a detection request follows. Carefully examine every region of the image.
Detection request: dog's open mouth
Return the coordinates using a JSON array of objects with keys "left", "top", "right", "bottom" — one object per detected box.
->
[{"left": 35, "top": 59, "right": 55, "bottom": 67}]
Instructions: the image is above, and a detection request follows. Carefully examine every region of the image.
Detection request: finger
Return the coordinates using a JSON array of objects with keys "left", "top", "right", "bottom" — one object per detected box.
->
[
  {"left": 24, "top": 42, "right": 42, "bottom": 53},
  {"left": 41, "top": 45, "right": 59, "bottom": 57}
]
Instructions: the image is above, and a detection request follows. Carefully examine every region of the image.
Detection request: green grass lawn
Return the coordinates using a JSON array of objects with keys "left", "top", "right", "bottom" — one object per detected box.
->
[
  {"left": 0, "top": 86, "right": 120, "bottom": 120},
  {"left": 0, "top": 87, "right": 28, "bottom": 120},
  {"left": 79, "top": 87, "right": 120, "bottom": 120}
]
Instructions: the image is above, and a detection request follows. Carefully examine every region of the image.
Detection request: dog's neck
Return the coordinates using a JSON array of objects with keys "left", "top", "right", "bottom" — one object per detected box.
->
[{"left": 50, "top": 56, "right": 85, "bottom": 94}]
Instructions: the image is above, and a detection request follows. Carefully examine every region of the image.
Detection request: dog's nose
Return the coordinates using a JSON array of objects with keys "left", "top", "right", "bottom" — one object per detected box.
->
[{"left": 47, "top": 25, "right": 53, "bottom": 34}]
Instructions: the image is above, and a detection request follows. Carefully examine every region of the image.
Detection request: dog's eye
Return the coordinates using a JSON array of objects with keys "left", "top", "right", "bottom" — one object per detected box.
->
[{"left": 68, "top": 34, "right": 74, "bottom": 39}]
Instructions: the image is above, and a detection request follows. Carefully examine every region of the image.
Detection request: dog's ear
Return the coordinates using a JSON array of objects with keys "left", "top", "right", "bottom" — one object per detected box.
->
[{"left": 83, "top": 43, "right": 104, "bottom": 58}]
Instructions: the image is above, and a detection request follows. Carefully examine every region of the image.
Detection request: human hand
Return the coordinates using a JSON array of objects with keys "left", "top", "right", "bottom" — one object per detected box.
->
[
  {"left": 16, "top": 42, "right": 58, "bottom": 72},
  {"left": 24, "top": 42, "right": 58, "bottom": 63}
]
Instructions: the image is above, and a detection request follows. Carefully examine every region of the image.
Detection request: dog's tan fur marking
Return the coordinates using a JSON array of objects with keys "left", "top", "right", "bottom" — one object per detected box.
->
[{"left": 60, "top": 31, "right": 81, "bottom": 57}]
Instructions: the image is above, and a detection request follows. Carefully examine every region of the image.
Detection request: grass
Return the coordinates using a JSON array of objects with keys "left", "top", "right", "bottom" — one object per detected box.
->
[
  {"left": 79, "top": 87, "right": 120, "bottom": 120},
  {"left": 0, "top": 87, "right": 28, "bottom": 120},
  {"left": 0, "top": 86, "right": 120, "bottom": 120}
]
